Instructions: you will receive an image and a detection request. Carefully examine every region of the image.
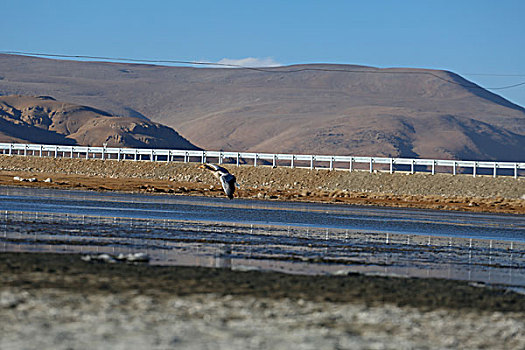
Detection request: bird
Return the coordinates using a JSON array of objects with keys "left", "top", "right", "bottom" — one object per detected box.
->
[{"left": 199, "top": 163, "right": 237, "bottom": 199}]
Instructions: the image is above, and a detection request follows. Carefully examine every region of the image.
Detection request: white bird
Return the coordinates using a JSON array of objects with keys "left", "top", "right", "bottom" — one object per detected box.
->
[{"left": 199, "top": 163, "right": 237, "bottom": 199}]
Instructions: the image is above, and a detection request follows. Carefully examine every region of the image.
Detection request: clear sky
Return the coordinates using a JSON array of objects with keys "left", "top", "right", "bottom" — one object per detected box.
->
[{"left": 3, "top": 0, "right": 525, "bottom": 107}]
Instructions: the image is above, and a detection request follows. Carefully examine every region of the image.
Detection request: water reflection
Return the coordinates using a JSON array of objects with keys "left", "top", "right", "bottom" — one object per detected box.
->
[{"left": 1, "top": 210, "right": 524, "bottom": 287}]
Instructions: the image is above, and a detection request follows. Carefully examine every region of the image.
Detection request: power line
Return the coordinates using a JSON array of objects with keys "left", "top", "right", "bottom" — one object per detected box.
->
[
  {"left": 464, "top": 73, "right": 525, "bottom": 77},
  {"left": 2, "top": 50, "right": 525, "bottom": 90}
]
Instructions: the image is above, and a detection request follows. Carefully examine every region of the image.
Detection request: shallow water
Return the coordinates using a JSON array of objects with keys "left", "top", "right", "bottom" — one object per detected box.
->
[
  {"left": 0, "top": 186, "right": 523, "bottom": 241},
  {"left": 1, "top": 186, "right": 524, "bottom": 286}
]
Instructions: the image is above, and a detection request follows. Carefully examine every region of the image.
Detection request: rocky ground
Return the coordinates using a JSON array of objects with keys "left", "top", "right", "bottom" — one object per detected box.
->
[
  {"left": 1, "top": 253, "right": 524, "bottom": 349},
  {"left": 1, "top": 155, "right": 524, "bottom": 349},
  {"left": 0, "top": 155, "right": 524, "bottom": 214}
]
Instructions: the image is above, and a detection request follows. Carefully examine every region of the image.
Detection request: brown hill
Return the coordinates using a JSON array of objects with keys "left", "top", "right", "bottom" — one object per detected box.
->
[
  {"left": 0, "top": 95, "right": 199, "bottom": 149},
  {"left": 0, "top": 54, "right": 524, "bottom": 160}
]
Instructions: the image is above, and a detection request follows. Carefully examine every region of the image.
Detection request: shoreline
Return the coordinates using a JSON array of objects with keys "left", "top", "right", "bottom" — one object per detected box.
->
[
  {"left": 1, "top": 252, "right": 524, "bottom": 312},
  {"left": 1, "top": 252, "right": 524, "bottom": 349},
  {"left": 0, "top": 155, "right": 524, "bottom": 214}
]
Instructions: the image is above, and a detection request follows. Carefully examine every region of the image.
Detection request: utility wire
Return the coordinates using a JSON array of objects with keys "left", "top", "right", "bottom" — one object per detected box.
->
[
  {"left": 2, "top": 50, "right": 525, "bottom": 90},
  {"left": 464, "top": 73, "right": 525, "bottom": 77}
]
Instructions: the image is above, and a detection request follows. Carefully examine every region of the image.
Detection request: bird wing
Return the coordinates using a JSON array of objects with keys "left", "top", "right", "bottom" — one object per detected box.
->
[
  {"left": 206, "top": 163, "right": 230, "bottom": 174},
  {"left": 220, "top": 174, "right": 236, "bottom": 199}
]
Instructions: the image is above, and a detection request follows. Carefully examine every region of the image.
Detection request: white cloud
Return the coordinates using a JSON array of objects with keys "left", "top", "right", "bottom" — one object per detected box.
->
[{"left": 216, "top": 57, "right": 281, "bottom": 68}]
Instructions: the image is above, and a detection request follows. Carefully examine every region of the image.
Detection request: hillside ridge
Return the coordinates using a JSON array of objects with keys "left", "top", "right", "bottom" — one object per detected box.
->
[
  {"left": 1, "top": 54, "right": 523, "bottom": 160},
  {"left": 0, "top": 94, "right": 199, "bottom": 149}
]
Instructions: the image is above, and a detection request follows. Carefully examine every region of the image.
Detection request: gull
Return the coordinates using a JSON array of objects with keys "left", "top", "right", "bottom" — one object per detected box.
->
[{"left": 199, "top": 163, "right": 237, "bottom": 199}]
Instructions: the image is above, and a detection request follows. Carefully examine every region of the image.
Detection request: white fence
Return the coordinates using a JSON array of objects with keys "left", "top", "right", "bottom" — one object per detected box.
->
[{"left": 1, "top": 142, "right": 524, "bottom": 178}]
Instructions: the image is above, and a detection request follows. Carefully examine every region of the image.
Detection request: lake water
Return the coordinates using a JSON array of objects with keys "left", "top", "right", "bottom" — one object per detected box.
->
[{"left": 1, "top": 186, "right": 524, "bottom": 287}]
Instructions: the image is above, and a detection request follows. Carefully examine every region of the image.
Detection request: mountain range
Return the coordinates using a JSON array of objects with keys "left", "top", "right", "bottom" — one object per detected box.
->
[{"left": 0, "top": 53, "right": 523, "bottom": 161}]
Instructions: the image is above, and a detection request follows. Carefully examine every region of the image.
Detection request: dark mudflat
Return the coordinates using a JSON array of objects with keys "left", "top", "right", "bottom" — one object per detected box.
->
[{"left": 1, "top": 252, "right": 523, "bottom": 313}]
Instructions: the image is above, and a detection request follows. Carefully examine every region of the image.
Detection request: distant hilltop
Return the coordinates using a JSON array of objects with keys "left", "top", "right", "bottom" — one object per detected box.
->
[
  {"left": 0, "top": 94, "right": 199, "bottom": 150},
  {"left": 0, "top": 54, "right": 524, "bottom": 161}
]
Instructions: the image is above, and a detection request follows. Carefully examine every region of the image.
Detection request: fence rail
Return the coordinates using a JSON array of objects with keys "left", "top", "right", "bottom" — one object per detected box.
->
[{"left": 1, "top": 142, "right": 524, "bottom": 178}]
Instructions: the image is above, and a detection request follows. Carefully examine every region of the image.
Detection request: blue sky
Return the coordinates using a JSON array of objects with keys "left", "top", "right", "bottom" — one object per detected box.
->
[{"left": 3, "top": 0, "right": 525, "bottom": 107}]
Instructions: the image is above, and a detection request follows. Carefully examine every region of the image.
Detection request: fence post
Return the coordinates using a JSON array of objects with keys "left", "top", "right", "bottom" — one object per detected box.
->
[{"left": 2, "top": 143, "right": 522, "bottom": 178}]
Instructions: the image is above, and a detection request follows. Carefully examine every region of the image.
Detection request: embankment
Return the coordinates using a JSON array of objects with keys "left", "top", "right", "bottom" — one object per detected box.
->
[{"left": 0, "top": 155, "right": 524, "bottom": 213}]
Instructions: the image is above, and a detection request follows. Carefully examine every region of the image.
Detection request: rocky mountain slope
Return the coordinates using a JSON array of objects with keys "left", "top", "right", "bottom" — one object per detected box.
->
[
  {"left": 0, "top": 95, "right": 199, "bottom": 149},
  {"left": 0, "top": 54, "right": 524, "bottom": 160}
]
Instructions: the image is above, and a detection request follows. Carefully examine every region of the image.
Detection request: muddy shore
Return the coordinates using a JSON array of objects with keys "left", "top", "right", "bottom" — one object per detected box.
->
[
  {"left": 0, "top": 155, "right": 524, "bottom": 214},
  {"left": 1, "top": 252, "right": 524, "bottom": 349}
]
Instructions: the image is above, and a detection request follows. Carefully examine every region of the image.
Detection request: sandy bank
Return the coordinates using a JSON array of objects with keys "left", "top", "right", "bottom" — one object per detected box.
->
[{"left": 0, "top": 155, "right": 524, "bottom": 214}]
